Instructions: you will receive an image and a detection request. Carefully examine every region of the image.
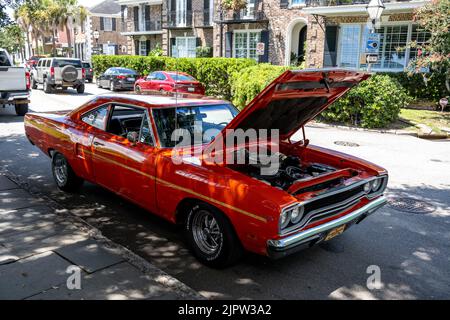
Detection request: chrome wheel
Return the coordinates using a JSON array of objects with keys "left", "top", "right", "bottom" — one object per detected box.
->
[
  {"left": 110, "top": 81, "right": 115, "bottom": 91},
  {"left": 192, "top": 210, "right": 222, "bottom": 255},
  {"left": 135, "top": 85, "right": 141, "bottom": 94},
  {"left": 53, "top": 155, "right": 68, "bottom": 185}
]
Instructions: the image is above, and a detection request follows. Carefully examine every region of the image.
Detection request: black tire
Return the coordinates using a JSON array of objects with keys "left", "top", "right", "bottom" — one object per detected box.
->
[
  {"left": 77, "top": 83, "right": 85, "bottom": 94},
  {"left": 88, "top": 78, "right": 93, "bottom": 83},
  {"left": 31, "top": 77, "right": 37, "bottom": 89},
  {"left": 51, "top": 153, "right": 83, "bottom": 192},
  {"left": 185, "top": 203, "right": 243, "bottom": 268},
  {"left": 43, "top": 78, "right": 52, "bottom": 93},
  {"left": 135, "top": 85, "right": 141, "bottom": 94},
  {"left": 15, "top": 103, "right": 28, "bottom": 116}
]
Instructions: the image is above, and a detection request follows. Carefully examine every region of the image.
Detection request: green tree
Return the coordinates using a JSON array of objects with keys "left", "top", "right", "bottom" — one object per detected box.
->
[
  {"left": 0, "top": 24, "right": 25, "bottom": 61},
  {"left": 409, "top": 0, "right": 450, "bottom": 94},
  {"left": 220, "top": 0, "right": 247, "bottom": 11}
]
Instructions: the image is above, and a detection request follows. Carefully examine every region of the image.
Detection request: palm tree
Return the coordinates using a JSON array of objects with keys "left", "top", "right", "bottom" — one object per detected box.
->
[{"left": 14, "top": 5, "right": 33, "bottom": 56}]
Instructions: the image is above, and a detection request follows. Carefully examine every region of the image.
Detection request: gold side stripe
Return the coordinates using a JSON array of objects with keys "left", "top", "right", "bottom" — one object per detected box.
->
[{"left": 80, "top": 148, "right": 267, "bottom": 223}]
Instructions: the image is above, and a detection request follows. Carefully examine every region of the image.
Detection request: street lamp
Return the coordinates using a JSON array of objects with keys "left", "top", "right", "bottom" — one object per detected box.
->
[{"left": 366, "top": 0, "right": 385, "bottom": 33}]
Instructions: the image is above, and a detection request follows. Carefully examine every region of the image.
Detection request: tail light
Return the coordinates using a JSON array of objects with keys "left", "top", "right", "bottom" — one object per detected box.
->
[
  {"left": 50, "top": 67, "right": 55, "bottom": 77},
  {"left": 117, "top": 75, "right": 126, "bottom": 79},
  {"left": 82, "top": 67, "right": 86, "bottom": 78},
  {"left": 25, "top": 71, "right": 31, "bottom": 90}
]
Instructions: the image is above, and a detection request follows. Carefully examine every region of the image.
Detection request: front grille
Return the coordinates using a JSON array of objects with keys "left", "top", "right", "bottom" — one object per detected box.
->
[{"left": 281, "top": 182, "right": 367, "bottom": 235}]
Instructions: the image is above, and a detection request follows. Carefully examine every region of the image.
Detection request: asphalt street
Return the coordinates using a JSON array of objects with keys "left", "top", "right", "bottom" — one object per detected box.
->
[{"left": 1, "top": 83, "right": 449, "bottom": 299}]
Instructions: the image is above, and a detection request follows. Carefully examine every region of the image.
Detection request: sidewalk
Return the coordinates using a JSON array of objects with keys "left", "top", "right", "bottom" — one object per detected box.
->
[{"left": 0, "top": 173, "right": 201, "bottom": 300}]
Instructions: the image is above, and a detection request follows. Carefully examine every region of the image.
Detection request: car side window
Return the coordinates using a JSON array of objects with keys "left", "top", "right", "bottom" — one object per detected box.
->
[
  {"left": 156, "top": 72, "right": 166, "bottom": 81},
  {"left": 81, "top": 105, "right": 109, "bottom": 130},
  {"left": 139, "top": 113, "right": 154, "bottom": 146}
]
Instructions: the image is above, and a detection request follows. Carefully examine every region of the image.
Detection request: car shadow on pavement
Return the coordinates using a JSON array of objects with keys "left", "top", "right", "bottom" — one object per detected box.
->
[{"left": 2, "top": 131, "right": 450, "bottom": 300}]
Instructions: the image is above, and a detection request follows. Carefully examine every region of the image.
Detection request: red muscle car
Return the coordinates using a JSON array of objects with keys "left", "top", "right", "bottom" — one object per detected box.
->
[
  {"left": 24, "top": 70, "right": 388, "bottom": 268},
  {"left": 134, "top": 71, "right": 205, "bottom": 96}
]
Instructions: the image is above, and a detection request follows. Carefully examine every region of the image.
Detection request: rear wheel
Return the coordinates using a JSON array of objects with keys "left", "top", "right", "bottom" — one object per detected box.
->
[
  {"left": 77, "top": 83, "right": 85, "bottom": 94},
  {"left": 51, "top": 153, "right": 83, "bottom": 192},
  {"left": 135, "top": 85, "right": 142, "bottom": 94},
  {"left": 185, "top": 203, "right": 243, "bottom": 268},
  {"left": 15, "top": 103, "right": 28, "bottom": 116}
]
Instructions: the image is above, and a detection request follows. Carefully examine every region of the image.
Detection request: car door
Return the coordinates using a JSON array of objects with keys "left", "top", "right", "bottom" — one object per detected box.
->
[
  {"left": 91, "top": 104, "right": 157, "bottom": 211},
  {"left": 144, "top": 72, "right": 156, "bottom": 91}
]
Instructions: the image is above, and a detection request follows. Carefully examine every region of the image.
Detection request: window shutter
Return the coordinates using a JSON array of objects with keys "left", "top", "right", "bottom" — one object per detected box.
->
[
  {"left": 170, "top": 38, "right": 176, "bottom": 56},
  {"left": 196, "top": 37, "right": 202, "bottom": 48},
  {"left": 170, "top": 0, "right": 176, "bottom": 11},
  {"left": 259, "top": 30, "right": 269, "bottom": 63},
  {"left": 100, "top": 17, "right": 104, "bottom": 31},
  {"left": 187, "top": 0, "right": 192, "bottom": 26},
  {"left": 280, "top": 0, "right": 289, "bottom": 8},
  {"left": 121, "top": 5, "right": 126, "bottom": 21},
  {"left": 145, "top": 6, "right": 150, "bottom": 30},
  {"left": 203, "top": 0, "right": 210, "bottom": 25},
  {"left": 146, "top": 40, "right": 151, "bottom": 56},
  {"left": 112, "top": 18, "right": 116, "bottom": 31},
  {"left": 225, "top": 32, "right": 233, "bottom": 58},
  {"left": 135, "top": 39, "right": 139, "bottom": 55},
  {"left": 134, "top": 6, "right": 139, "bottom": 31},
  {"left": 114, "top": 45, "right": 118, "bottom": 55},
  {"left": 324, "top": 26, "right": 338, "bottom": 67}
]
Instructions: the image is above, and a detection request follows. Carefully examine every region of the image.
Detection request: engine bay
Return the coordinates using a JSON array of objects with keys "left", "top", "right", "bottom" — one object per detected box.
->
[{"left": 230, "top": 149, "right": 344, "bottom": 193}]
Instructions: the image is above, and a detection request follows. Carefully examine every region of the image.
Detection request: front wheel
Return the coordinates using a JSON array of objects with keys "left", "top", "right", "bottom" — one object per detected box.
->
[
  {"left": 15, "top": 103, "right": 28, "bottom": 116},
  {"left": 110, "top": 81, "right": 116, "bottom": 91},
  {"left": 31, "top": 77, "right": 37, "bottom": 89},
  {"left": 185, "top": 203, "right": 243, "bottom": 268},
  {"left": 43, "top": 79, "right": 52, "bottom": 93},
  {"left": 52, "top": 153, "right": 83, "bottom": 192}
]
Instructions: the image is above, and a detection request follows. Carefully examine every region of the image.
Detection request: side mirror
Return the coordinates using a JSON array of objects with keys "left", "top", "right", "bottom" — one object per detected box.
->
[{"left": 127, "top": 131, "right": 139, "bottom": 144}]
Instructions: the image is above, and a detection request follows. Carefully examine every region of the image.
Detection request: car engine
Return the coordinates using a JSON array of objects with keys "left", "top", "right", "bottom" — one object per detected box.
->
[{"left": 230, "top": 149, "right": 337, "bottom": 191}]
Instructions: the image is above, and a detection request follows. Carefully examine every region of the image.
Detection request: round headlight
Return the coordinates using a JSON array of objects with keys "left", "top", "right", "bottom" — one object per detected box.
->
[
  {"left": 363, "top": 182, "right": 371, "bottom": 193},
  {"left": 280, "top": 210, "right": 290, "bottom": 229},
  {"left": 371, "top": 178, "right": 382, "bottom": 192},
  {"left": 290, "top": 205, "right": 304, "bottom": 224}
]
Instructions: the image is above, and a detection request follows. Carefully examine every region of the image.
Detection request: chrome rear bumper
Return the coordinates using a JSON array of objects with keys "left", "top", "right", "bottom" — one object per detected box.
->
[{"left": 267, "top": 196, "right": 387, "bottom": 259}]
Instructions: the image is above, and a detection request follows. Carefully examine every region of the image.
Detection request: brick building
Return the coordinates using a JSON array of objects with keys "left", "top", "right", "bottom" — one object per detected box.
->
[
  {"left": 117, "top": 0, "right": 430, "bottom": 72},
  {"left": 82, "top": 0, "right": 129, "bottom": 61}
]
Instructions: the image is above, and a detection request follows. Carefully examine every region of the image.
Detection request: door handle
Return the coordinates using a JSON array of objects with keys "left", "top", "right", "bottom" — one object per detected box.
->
[{"left": 93, "top": 141, "right": 105, "bottom": 147}]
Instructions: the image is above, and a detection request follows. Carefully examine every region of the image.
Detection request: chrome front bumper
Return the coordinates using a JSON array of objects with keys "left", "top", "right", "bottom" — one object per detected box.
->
[{"left": 267, "top": 196, "right": 387, "bottom": 259}]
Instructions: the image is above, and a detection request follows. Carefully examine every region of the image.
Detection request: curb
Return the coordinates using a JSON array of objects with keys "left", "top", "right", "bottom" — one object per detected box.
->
[
  {"left": 1, "top": 169, "right": 203, "bottom": 300},
  {"left": 309, "top": 121, "right": 450, "bottom": 140},
  {"left": 307, "top": 121, "right": 418, "bottom": 137}
]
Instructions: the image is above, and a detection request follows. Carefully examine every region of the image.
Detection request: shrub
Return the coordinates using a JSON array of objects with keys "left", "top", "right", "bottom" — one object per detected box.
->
[
  {"left": 320, "top": 74, "right": 412, "bottom": 128},
  {"left": 91, "top": 55, "right": 256, "bottom": 99},
  {"left": 196, "top": 46, "right": 212, "bottom": 58},
  {"left": 380, "top": 72, "right": 447, "bottom": 102},
  {"left": 230, "top": 64, "right": 292, "bottom": 110}
]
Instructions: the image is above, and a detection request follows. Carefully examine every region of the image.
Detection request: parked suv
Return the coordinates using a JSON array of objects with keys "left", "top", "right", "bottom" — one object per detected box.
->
[
  {"left": 82, "top": 61, "right": 93, "bottom": 83},
  {"left": 31, "top": 57, "right": 85, "bottom": 94}
]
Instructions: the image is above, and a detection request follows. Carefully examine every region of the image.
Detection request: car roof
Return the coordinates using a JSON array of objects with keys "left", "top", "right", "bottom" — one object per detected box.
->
[{"left": 99, "top": 93, "right": 228, "bottom": 108}]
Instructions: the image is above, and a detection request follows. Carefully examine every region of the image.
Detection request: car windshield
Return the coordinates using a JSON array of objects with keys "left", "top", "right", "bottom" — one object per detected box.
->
[
  {"left": 169, "top": 73, "right": 195, "bottom": 81},
  {"left": 152, "top": 104, "right": 238, "bottom": 148},
  {"left": 115, "top": 68, "right": 136, "bottom": 75},
  {"left": 82, "top": 63, "right": 91, "bottom": 68},
  {"left": 52, "top": 59, "right": 82, "bottom": 68}
]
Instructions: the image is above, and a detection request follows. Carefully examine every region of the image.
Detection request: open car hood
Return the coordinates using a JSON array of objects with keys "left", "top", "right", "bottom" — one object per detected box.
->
[{"left": 214, "top": 69, "right": 369, "bottom": 146}]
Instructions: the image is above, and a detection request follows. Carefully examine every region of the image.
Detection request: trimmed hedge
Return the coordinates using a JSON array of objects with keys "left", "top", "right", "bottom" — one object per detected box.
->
[
  {"left": 320, "top": 74, "right": 412, "bottom": 128},
  {"left": 230, "top": 64, "right": 292, "bottom": 110},
  {"left": 91, "top": 55, "right": 256, "bottom": 99}
]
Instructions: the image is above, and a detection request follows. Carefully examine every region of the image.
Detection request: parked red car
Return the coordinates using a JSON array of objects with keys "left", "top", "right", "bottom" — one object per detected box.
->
[
  {"left": 135, "top": 71, "right": 205, "bottom": 96},
  {"left": 24, "top": 70, "right": 387, "bottom": 268}
]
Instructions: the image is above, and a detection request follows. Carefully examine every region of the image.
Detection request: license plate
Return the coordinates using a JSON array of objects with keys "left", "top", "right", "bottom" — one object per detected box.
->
[
  {"left": 325, "top": 225, "right": 346, "bottom": 241},
  {"left": 188, "top": 87, "right": 195, "bottom": 92},
  {"left": 127, "top": 78, "right": 134, "bottom": 81}
]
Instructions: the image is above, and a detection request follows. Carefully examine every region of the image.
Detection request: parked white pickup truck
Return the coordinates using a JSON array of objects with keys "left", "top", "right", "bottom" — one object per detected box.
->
[{"left": 0, "top": 48, "right": 30, "bottom": 116}]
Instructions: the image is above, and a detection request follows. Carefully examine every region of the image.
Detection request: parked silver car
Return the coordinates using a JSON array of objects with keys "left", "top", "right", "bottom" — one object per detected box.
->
[{"left": 31, "top": 57, "right": 85, "bottom": 94}]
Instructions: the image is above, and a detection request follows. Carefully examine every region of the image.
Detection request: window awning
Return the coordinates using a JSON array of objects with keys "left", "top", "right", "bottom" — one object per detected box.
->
[{"left": 302, "top": 1, "right": 428, "bottom": 17}]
